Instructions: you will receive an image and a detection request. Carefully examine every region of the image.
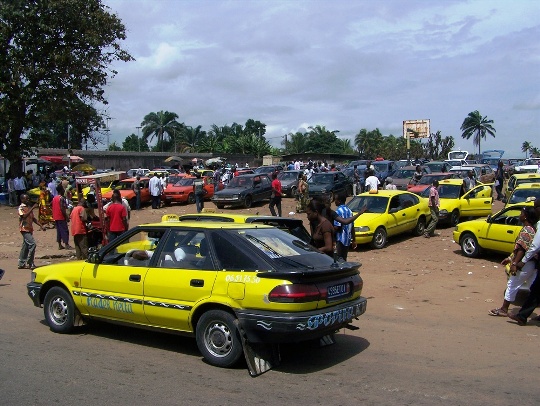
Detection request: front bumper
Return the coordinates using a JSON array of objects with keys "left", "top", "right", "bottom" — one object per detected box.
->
[
  {"left": 236, "top": 296, "right": 367, "bottom": 344},
  {"left": 27, "top": 282, "right": 42, "bottom": 307}
]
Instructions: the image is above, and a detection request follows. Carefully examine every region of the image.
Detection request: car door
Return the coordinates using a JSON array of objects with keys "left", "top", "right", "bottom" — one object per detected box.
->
[
  {"left": 479, "top": 206, "right": 523, "bottom": 253},
  {"left": 459, "top": 184, "right": 493, "bottom": 217},
  {"left": 257, "top": 175, "right": 272, "bottom": 201},
  {"left": 143, "top": 230, "right": 217, "bottom": 331},
  {"left": 140, "top": 179, "right": 151, "bottom": 203},
  {"left": 78, "top": 228, "right": 167, "bottom": 323}
]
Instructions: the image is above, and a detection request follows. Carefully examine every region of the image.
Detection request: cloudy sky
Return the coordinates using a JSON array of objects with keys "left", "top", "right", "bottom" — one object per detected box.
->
[{"left": 102, "top": 0, "right": 540, "bottom": 158}]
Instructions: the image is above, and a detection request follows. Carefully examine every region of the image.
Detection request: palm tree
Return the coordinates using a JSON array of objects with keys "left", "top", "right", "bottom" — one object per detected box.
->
[
  {"left": 522, "top": 141, "right": 532, "bottom": 159},
  {"left": 180, "top": 125, "right": 205, "bottom": 152},
  {"left": 140, "top": 111, "right": 182, "bottom": 151},
  {"left": 460, "top": 111, "right": 496, "bottom": 155}
]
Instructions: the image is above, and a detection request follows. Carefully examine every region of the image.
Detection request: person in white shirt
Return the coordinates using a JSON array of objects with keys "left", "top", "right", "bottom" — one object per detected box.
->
[
  {"left": 294, "top": 160, "right": 301, "bottom": 171},
  {"left": 384, "top": 177, "right": 397, "bottom": 190},
  {"left": 149, "top": 174, "right": 162, "bottom": 209},
  {"left": 364, "top": 171, "right": 380, "bottom": 192}
]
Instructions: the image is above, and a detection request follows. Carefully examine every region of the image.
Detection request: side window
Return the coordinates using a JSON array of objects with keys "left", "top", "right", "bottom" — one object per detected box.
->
[
  {"left": 399, "top": 194, "right": 416, "bottom": 209},
  {"left": 156, "top": 230, "right": 210, "bottom": 270},
  {"left": 102, "top": 229, "right": 166, "bottom": 266},
  {"left": 389, "top": 196, "right": 401, "bottom": 211},
  {"left": 211, "top": 233, "right": 259, "bottom": 271}
]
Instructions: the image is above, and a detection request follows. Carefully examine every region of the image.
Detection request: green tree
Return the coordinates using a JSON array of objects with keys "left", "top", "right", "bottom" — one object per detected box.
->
[
  {"left": 460, "top": 111, "right": 496, "bottom": 155},
  {"left": 0, "top": 0, "right": 132, "bottom": 174},
  {"left": 354, "top": 128, "right": 384, "bottom": 159},
  {"left": 522, "top": 141, "right": 532, "bottom": 159},
  {"left": 422, "top": 131, "right": 455, "bottom": 160},
  {"left": 108, "top": 142, "right": 121, "bottom": 151},
  {"left": 306, "top": 125, "right": 341, "bottom": 153},
  {"left": 122, "top": 133, "right": 149, "bottom": 152},
  {"left": 284, "top": 131, "right": 309, "bottom": 154},
  {"left": 140, "top": 111, "right": 182, "bottom": 152},
  {"left": 179, "top": 125, "right": 206, "bottom": 152},
  {"left": 199, "top": 124, "right": 225, "bottom": 153}
]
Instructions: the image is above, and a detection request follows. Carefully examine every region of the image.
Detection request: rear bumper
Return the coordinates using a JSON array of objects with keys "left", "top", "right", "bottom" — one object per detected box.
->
[{"left": 236, "top": 296, "right": 367, "bottom": 343}]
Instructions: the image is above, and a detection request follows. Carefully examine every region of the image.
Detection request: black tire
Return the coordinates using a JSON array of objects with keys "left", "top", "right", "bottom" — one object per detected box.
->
[
  {"left": 290, "top": 186, "right": 297, "bottom": 198},
  {"left": 244, "top": 195, "right": 253, "bottom": 208},
  {"left": 43, "top": 287, "right": 76, "bottom": 333},
  {"left": 187, "top": 193, "right": 195, "bottom": 204},
  {"left": 413, "top": 216, "right": 426, "bottom": 236},
  {"left": 450, "top": 210, "right": 460, "bottom": 226},
  {"left": 195, "top": 310, "right": 243, "bottom": 368},
  {"left": 371, "top": 227, "right": 387, "bottom": 249},
  {"left": 460, "top": 232, "right": 481, "bottom": 258}
]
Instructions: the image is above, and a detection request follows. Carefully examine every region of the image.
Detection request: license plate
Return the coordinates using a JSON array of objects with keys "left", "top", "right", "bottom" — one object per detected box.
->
[{"left": 327, "top": 283, "right": 350, "bottom": 300}]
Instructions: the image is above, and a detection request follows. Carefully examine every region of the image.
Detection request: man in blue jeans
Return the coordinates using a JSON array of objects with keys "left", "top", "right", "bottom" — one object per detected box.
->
[{"left": 193, "top": 174, "right": 206, "bottom": 213}]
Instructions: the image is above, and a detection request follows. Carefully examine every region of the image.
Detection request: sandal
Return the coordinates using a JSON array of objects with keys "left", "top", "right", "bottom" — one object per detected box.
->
[{"left": 489, "top": 308, "right": 508, "bottom": 317}]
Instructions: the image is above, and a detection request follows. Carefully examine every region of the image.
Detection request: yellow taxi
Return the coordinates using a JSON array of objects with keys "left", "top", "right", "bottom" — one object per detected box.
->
[
  {"left": 346, "top": 190, "right": 431, "bottom": 249},
  {"left": 505, "top": 183, "right": 540, "bottom": 207},
  {"left": 504, "top": 173, "right": 540, "bottom": 202},
  {"left": 453, "top": 202, "right": 533, "bottom": 257},
  {"left": 27, "top": 220, "right": 367, "bottom": 376},
  {"left": 420, "top": 179, "right": 494, "bottom": 226}
]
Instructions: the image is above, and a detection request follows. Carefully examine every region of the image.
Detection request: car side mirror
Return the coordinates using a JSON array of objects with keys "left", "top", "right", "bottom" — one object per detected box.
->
[
  {"left": 486, "top": 214, "right": 492, "bottom": 222},
  {"left": 87, "top": 247, "right": 101, "bottom": 264}
]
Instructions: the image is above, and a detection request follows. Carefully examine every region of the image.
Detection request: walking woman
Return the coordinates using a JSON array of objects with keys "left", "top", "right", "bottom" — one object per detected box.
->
[
  {"left": 37, "top": 182, "right": 54, "bottom": 228},
  {"left": 489, "top": 206, "right": 538, "bottom": 317},
  {"left": 296, "top": 174, "right": 309, "bottom": 213}
]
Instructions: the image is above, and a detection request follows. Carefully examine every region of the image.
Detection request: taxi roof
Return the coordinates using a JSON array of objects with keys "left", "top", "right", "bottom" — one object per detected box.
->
[
  {"left": 357, "top": 190, "right": 413, "bottom": 197},
  {"left": 510, "top": 173, "right": 540, "bottom": 180},
  {"left": 513, "top": 182, "right": 540, "bottom": 190},
  {"left": 143, "top": 219, "right": 273, "bottom": 229},
  {"left": 438, "top": 179, "right": 466, "bottom": 185}
]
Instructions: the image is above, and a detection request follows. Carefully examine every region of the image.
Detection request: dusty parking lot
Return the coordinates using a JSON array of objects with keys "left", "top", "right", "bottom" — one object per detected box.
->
[{"left": 0, "top": 195, "right": 538, "bottom": 404}]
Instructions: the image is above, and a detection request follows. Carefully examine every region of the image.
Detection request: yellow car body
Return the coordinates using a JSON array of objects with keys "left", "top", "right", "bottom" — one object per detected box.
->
[
  {"left": 423, "top": 179, "right": 494, "bottom": 226},
  {"left": 346, "top": 190, "right": 431, "bottom": 249},
  {"left": 453, "top": 202, "right": 533, "bottom": 257},
  {"left": 27, "top": 220, "right": 367, "bottom": 374},
  {"left": 505, "top": 182, "right": 540, "bottom": 208},
  {"left": 504, "top": 173, "right": 540, "bottom": 202}
]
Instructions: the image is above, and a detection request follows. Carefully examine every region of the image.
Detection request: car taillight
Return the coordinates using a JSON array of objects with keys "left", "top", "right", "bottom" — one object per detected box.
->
[{"left": 268, "top": 284, "right": 321, "bottom": 303}]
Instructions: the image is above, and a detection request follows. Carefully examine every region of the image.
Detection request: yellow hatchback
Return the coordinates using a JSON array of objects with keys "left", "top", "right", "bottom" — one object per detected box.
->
[
  {"left": 420, "top": 179, "right": 494, "bottom": 226},
  {"left": 504, "top": 173, "right": 540, "bottom": 202},
  {"left": 505, "top": 183, "right": 540, "bottom": 207},
  {"left": 27, "top": 220, "right": 367, "bottom": 375}
]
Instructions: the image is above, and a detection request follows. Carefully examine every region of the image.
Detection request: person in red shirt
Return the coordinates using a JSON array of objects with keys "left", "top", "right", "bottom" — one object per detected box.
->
[
  {"left": 70, "top": 199, "right": 89, "bottom": 260},
  {"left": 269, "top": 172, "right": 282, "bottom": 217},
  {"left": 51, "top": 185, "right": 73, "bottom": 250},
  {"left": 105, "top": 190, "right": 128, "bottom": 243}
]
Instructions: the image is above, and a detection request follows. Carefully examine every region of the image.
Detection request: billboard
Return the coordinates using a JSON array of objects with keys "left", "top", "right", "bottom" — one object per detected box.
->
[{"left": 403, "top": 120, "right": 430, "bottom": 139}]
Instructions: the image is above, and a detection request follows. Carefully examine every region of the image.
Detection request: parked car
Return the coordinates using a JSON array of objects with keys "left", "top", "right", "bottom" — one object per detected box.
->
[
  {"left": 424, "top": 161, "right": 451, "bottom": 173},
  {"left": 407, "top": 172, "right": 455, "bottom": 195},
  {"left": 505, "top": 183, "right": 540, "bottom": 207},
  {"left": 347, "top": 190, "right": 431, "bottom": 249},
  {"left": 163, "top": 176, "right": 223, "bottom": 205},
  {"left": 453, "top": 202, "right": 534, "bottom": 258},
  {"left": 253, "top": 165, "right": 283, "bottom": 177},
  {"left": 308, "top": 171, "right": 353, "bottom": 201},
  {"left": 372, "top": 160, "right": 395, "bottom": 183},
  {"left": 420, "top": 179, "right": 493, "bottom": 226},
  {"left": 460, "top": 164, "right": 496, "bottom": 184},
  {"left": 504, "top": 173, "right": 540, "bottom": 202},
  {"left": 101, "top": 177, "right": 151, "bottom": 208},
  {"left": 126, "top": 168, "right": 150, "bottom": 178},
  {"left": 342, "top": 165, "right": 381, "bottom": 193},
  {"left": 392, "top": 166, "right": 431, "bottom": 191},
  {"left": 167, "top": 213, "right": 312, "bottom": 243},
  {"left": 277, "top": 170, "right": 303, "bottom": 197},
  {"left": 513, "top": 158, "right": 540, "bottom": 174},
  {"left": 27, "top": 220, "right": 367, "bottom": 374},
  {"left": 212, "top": 173, "right": 272, "bottom": 209}
]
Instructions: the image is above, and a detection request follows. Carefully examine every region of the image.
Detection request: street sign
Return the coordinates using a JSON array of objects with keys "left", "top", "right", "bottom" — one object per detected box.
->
[{"left": 403, "top": 119, "right": 430, "bottom": 139}]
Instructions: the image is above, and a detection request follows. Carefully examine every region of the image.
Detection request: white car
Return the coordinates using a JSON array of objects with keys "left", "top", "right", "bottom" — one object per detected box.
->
[{"left": 513, "top": 158, "right": 540, "bottom": 174}]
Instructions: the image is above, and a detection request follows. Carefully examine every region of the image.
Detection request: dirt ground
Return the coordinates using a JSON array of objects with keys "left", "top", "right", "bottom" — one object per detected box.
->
[{"left": 1, "top": 195, "right": 539, "bottom": 404}]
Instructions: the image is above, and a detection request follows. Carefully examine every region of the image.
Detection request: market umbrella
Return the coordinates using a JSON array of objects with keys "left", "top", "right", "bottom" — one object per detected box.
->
[
  {"left": 191, "top": 158, "right": 199, "bottom": 163},
  {"left": 164, "top": 156, "right": 183, "bottom": 163},
  {"left": 205, "top": 157, "right": 225, "bottom": 166},
  {"left": 71, "top": 163, "right": 97, "bottom": 172}
]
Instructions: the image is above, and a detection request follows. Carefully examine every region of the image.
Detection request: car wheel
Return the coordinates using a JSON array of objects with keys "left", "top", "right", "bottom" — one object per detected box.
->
[
  {"left": 196, "top": 310, "right": 243, "bottom": 368},
  {"left": 187, "top": 193, "right": 195, "bottom": 204},
  {"left": 244, "top": 195, "right": 253, "bottom": 208},
  {"left": 216, "top": 204, "right": 225, "bottom": 209},
  {"left": 413, "top": 216, "right": 426, "bottom": 236},
  {"left": 460, "top": 232, "right": 480, "bottom": 258},
  {"left": 43, "top": 287, "right": 76, "bottom": 333},
  {"left": 450, "top": 210, "right": 460, "bottom": 226},
  {"left": 371, "top": 227, "right": 387, "bottom": 249},
  {"left": 290, "top": 186, "right": 297, "bottom": 198}
]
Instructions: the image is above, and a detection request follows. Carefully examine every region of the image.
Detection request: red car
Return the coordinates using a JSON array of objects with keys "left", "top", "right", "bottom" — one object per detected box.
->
[
  {"left": 407, "top": 172, "right": 455, "bottom": 195},
  {"left": 163, "top": 176, "right": 223, "bottom": 205}
]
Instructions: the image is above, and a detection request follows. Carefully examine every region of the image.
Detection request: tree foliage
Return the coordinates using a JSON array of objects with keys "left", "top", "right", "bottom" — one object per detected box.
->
[
  {"left": 460, "top": 111, "right": 496, "bottom": 155},
  {"left": 0, "top": 0, "right": 133, "bottom": 174},
  {"left": 422, "top": 131, "right": 455, "bottom": 160},
  {"left": 122, "top": 133, "right": 149, "bottom": 152}
]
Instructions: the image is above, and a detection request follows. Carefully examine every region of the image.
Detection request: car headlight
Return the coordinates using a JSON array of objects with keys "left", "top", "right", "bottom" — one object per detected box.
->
[
  {"left": 232, "top": 194, "right": 239, "bottom": 199},
  {"left": 355, "top": 226, "right": 370, "bottom": 232}
]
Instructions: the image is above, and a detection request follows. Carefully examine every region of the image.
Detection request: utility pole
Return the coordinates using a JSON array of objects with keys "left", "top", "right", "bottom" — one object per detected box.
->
[{"left": 136, "top": 126, "right": 142, "bottom": 152}]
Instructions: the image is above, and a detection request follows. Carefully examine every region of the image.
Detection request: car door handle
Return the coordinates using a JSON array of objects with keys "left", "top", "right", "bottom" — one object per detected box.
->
[
  {"left": 191, "top": 279, "right": 204, "bottom": 287},
  {"left": 129, "top": 274, "right": 141, "bottom": 282},
  {"left": 507, "top": 230, "right": 514, "bottom": 234}
]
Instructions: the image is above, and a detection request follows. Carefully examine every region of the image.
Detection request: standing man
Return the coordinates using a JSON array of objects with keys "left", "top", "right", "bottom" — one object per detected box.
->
[
  {"left": 353, "top": 165, "right": 360, "bottom": 195},
  {"left": 18, "top": 194, "right": 44, "bottom": 269},
  {"left": 269, "top": 172, "right": 282, "bottom": 217},
  {"left": 51, "top": 185, "right": 73, "bottom": 250},
  {"left": 424, "top": 180, "right": 440, "bottom": 238},
  {"left": 508, "top": 198, "right": 540, "bottom": 326},
  {"left": 334, "top": 192, "right": 357, "bottom": 261},
  {"left": 105, "top": 190, "right": 128, "bottom": 242},
  {"left": 70, "top": 199, "right": 89, "bottom": 260},
  {"left": 364, "top": 170, "right": 380, "bottom": 192},
  {"left": 193, "top": 173, "right": 206, "bottom": 213},
  {"left": 131, "top": 176, "right": 142, "bottom": 210},
  {"left": 463, "top": 171, "right": 476, "bottom": 192},
  {"left": 14, "top": 173, "right": 27, "bottom": 204},
  {"left": 149, "top": 172, "right": 162, "bottom": 209},
  {"left": 7, "top": 176, "right": 16, "bottom": 207},
  {"left": 495, "top": 161, "right": 505, "bottom": 201}
]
